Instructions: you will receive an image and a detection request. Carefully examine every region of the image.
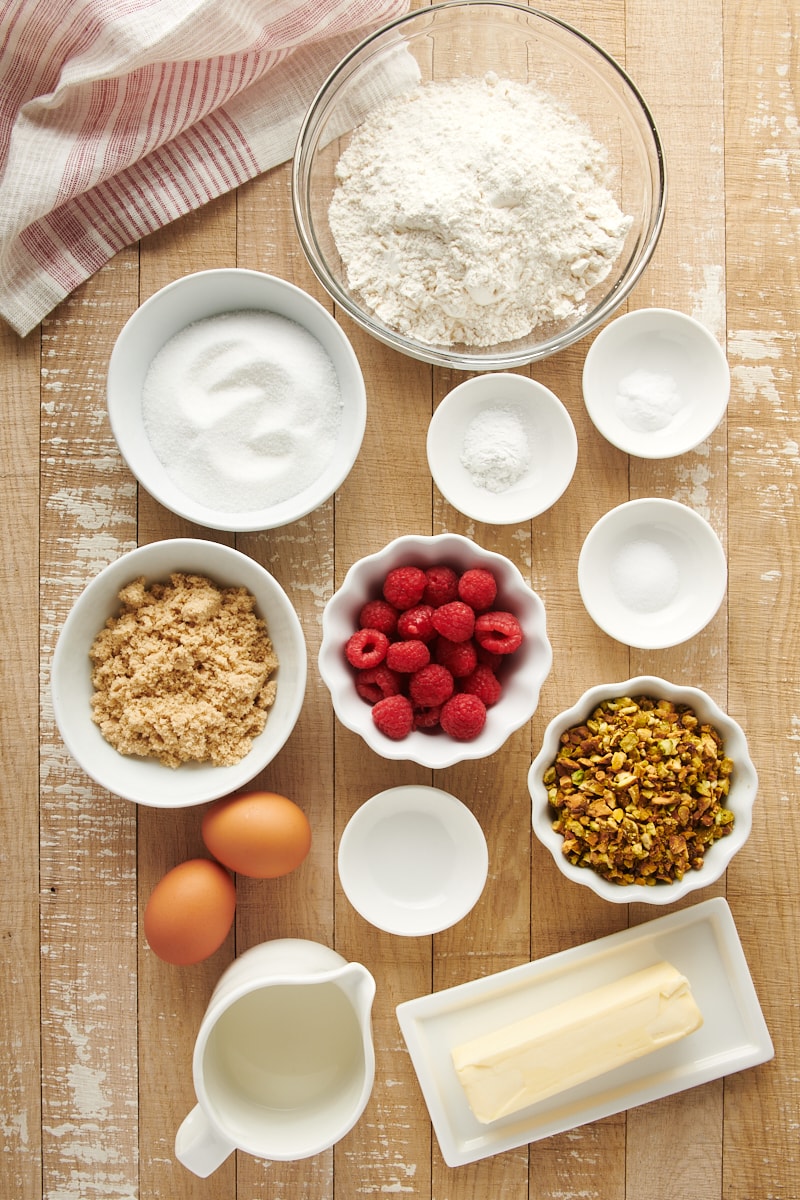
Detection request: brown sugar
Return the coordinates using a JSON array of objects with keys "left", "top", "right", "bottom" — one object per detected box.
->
[{"left": 89, "top": 573, "right": 279, "bottom": 768}]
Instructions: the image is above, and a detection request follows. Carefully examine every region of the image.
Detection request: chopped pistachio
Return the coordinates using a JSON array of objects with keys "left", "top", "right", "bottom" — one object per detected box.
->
[{"left": 542, "top": 694, "right": 735, "bottom": 887}]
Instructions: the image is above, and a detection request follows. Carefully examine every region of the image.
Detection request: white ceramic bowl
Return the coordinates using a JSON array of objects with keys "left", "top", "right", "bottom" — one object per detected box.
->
[
  {"left": 107, "top": 268, "right": 367, "bottom": 532},
  {"left": 293, "top": 2, "right": 665, "bottom": 371},
  {"left": 578, "top": 498, "right": 727, "bottom": 649},
  {"left": 337, "top": 785, "right": 489, "bottom": 935},
  {"left": 528, "top": 676, "right": 758, "bottom": 904},
  {"left": 318, "top": 533, "right": 552, "bottom": 769},
  {"left": 582, "top": 308, "right": 730, "bottom": 458},
  {"left": 51, "top": 539, "right": 307, "bottom": 807},
  {"left": 426, "top": 374, "right": 578, "bottom": 524}
]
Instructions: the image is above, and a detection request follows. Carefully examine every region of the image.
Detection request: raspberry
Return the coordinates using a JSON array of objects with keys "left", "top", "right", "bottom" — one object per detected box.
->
[
  {"left": 372, "top": 694, "right": 414, "bottom": 740},
  {"left": 355, "top": 665, "right": 402, "bottom": 703},
  {"left": 476, "top": 645, "right": 504, "bottom": 672},
  {"left": 383, "top": 566, "right": 426, "bottom": 611},
  {"left": 386, "top": 639, "right": 431, "bottom": 673},
  {"left": 409, "top": 663, "right": 455, "bottom": 707},
  {"left": 422, "top": 565, "right": 459, "bottom": 607},
  {"left": 440, "top": 693, "right": 487, "bottom": 741},
  {"left": 345, "top": 627, "right": 389, "bottom": 668},
  {"left": 358, "top": 598, "right": 399, "bottom": 637},
  {"left": 434, "top": 636, "right": 477, "bottom": 678},
  {"left": 461, "top": 664, "right": 502, "bottom": 706},
  {"left": 413, "top": 704, "right": 442, "bottom": 730},
  {"left": 397, "top": 604, "right": 436, "bottom": 642},
  {"left": 474, "top": 611, "right": 523, "bottom": 655},
  {"left": 457, "top": 567, "right": 498, "bottom": 612},
  {"left": 431, "top": 600, "right": 475, "bottom": 643}
]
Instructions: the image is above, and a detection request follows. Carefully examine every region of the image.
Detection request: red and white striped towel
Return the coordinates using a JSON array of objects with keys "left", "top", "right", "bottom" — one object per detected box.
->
[{"left": 0, "top": 0, "right": 409, "bottom": 336}]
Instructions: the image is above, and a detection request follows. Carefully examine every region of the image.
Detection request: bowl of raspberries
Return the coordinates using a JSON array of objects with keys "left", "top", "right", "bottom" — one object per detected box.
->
[{"left": 319, "top": 533, "right": 553, "bottom": 768}]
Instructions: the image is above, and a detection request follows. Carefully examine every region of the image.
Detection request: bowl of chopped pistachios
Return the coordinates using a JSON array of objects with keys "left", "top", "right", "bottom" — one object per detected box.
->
[{"left": 528, "top": 677, "right": 757, "bottom": 904}]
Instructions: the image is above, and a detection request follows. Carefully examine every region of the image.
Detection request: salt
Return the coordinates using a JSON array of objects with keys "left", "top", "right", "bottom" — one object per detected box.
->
[
  {"left": 142, "top": 310, "right": 343, "bottom": 512},
  {"left": 610, "top": 539, "right": 680, "bottom": 612},
  {"left": 614, "top": 368, "right": 684, "bottom": 433},
  {"left": 461, "top": 407, "right": 530, "bottom": 492}
]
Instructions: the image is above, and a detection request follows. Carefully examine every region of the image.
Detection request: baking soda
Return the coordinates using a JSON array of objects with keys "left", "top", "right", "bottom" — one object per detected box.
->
[
  {"left": 329, "top": 73, "right": 632, "bottom": 347},
  {"left": 142, "top": 310, "right": 343, "bottom": 512},
  {"left": 461, "top": 407, "right": 530, "bottom": 492}
]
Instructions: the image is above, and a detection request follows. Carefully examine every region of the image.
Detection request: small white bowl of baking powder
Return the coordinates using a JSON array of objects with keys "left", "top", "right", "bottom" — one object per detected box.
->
[
  {"left": 582, "top": 308, "right": 730, "bottom": 458},
  {"left": 107, "top": 269, "right": 367, "bottom": 531},
  {"left": 578, "top": 498, "right": 727, "bottom": 649},
  {"left": 426, "top": 373, "right": 578, "bottom": 524}
]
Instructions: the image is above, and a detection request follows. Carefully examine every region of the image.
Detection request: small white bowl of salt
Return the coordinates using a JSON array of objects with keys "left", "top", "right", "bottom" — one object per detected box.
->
[
  {"left": 426, "top": 373, "right": 577, "bottom": 524},
  {"left": 578, "top": 498, "right": 727, "bottom": 649},
  {"left": 581, "top": 308, "right": 730, "bottom": 458},
  {"left": 107, "top": 268, "right": 367, "bottom": 531}
]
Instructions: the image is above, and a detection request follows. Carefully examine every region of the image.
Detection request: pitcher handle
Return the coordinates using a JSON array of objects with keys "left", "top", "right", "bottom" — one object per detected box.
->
[{"left": 175, "top": 1103, "right": 235, "bottom": 1177}]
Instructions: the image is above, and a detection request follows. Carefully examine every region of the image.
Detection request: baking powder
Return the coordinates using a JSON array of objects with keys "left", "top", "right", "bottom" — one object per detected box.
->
[
  {"left": 329, "top": 73, "right": 632, "bottom": 348},
  {"left": 615, "top": 368, "right": 685, "bottom": 432},
  {"left": 461, "top": 407, "right": 530, "bottom": 492},
  {"left": 142, "top": 310, "right": 343, "bottom": 512}
]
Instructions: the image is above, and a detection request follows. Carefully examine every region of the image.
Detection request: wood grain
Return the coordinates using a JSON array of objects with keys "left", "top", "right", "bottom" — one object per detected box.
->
[{"left": 1, "top": 0, "right": 798, "bottom": 1197}]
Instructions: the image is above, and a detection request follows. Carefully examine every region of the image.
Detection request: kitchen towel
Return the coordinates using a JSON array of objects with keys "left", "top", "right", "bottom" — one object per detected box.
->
[{"left": 0, "top": 0, "right": 409, "bottom": 337}]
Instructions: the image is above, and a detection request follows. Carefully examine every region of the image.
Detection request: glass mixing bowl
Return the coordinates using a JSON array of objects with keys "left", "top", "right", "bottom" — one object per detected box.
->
[{"left": 292, "top": 1, "right": 666, "bottom": 371}]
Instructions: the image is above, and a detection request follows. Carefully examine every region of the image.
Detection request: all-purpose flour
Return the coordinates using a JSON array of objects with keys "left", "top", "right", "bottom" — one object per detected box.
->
[{"left": 329, "top": 73, "right": 632, "bottom": 348}]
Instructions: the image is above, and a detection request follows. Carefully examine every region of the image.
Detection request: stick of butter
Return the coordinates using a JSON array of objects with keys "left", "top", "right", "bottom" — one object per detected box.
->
[{"left": 451, "top": 960, "right": 702, "bottom": 1124}]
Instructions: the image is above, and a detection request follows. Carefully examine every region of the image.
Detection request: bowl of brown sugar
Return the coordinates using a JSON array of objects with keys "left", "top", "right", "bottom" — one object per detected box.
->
[{"left": 51, "top": 539, "right": 307, "bottom": 807}]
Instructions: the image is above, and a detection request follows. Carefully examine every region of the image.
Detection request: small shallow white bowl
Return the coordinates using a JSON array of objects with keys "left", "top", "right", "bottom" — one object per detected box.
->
[
  {"left": 582, "top": 308, "right": 730, "bottom": 458},
  {"left": 107, "top": 268, "right": 367, "bottom": 532},
  {"left": 578, "top": 498, "right": 727, "bottom": 649},
  {"left": 426, "top": 374, "right": 578, "bottom": 524},
  {"left": 528, "top": 676, "right": 758, "bottom": 905},
  {"left": 319, "top": 533, "right": 552, "bottom": 769},
  {"left": 51, "top": 539, "right": 307, "bottom": 807},
  {"left": 337, "top": 785, "right": 489, "bottom": 936}
]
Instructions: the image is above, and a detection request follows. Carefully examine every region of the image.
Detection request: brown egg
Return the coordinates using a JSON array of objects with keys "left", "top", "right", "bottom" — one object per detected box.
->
[
  {"left": 144, "top": 858, "right": 236, "bottom": 965},
  {"left": 201, "top": 790, "right": 312, "bottom": 879}
]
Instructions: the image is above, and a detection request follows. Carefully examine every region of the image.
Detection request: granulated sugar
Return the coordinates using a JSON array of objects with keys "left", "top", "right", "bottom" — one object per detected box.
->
[
  {"left": 329, "top": 73, "right": 632, "bottom": 348},
  {"left": 142, "top": 310, "right": 343, "bottom": 513}
]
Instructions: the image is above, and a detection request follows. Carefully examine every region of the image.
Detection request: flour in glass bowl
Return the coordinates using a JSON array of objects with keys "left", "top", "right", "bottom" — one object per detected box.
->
[{"left": 328, "top": 73, "right": 633, "bottom": 348}]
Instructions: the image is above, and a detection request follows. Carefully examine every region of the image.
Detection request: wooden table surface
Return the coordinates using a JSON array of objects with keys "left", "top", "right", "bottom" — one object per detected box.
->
[{"left": 2, "top": 1, "right": 798, "bottom": 1197}]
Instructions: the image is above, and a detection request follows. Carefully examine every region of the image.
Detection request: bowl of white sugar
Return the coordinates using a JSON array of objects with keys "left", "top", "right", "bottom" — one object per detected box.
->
[
  {"left": 292, "top": 2, "right": 666, "bottom": 371},
  {"left": 582, "top": 309, "right": 731, "bottom": 458},
  {"left": 426, "top": 373, "right": 578, "bottom": 523},
  {"left": 107, "top": 269, "right": 367, "bottom": 531},
  {"left": 577, "top": 499, "right": 728, "bottom": 649}
]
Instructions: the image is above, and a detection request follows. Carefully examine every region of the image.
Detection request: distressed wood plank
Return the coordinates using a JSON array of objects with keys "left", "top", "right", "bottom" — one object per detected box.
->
[
  {"left": 0, "top": 314, "right": 43, "bottom": 1200},
  {"left": 724, "top": 1, "right": 800, "bottom": 1198},
  {"left": 38, "top": 251, "right": 140, "bottom": 1200}
]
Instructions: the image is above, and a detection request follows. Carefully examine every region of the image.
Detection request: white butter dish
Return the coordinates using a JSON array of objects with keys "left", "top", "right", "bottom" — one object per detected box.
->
[{"left": 395, "top": 897, "right": 773, "bottom": 1167}]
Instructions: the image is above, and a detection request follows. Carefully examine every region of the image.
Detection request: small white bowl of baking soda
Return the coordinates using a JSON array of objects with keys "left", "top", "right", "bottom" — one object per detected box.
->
[
  {"left": 577, "top": 498, "right": 727, "bottom": 650},
  {"left": 107, "top": 268, "right": 367, "bottom": 532},
  {"left": 581, "top": 308, "right": 730, "bottom": 459},
  {"left": 426, "top": 373, "right": 578, "bottom": 523}
]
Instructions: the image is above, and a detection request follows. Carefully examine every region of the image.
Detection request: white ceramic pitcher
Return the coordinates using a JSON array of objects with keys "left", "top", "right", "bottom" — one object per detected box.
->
[{"left": 175, "top": 938, "right": 376, "bottom": 1177}]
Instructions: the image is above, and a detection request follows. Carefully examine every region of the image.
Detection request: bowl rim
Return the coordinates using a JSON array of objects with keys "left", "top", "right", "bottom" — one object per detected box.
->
[
  {"left": 426, "top": 372, "right": 578, "bottom": 522},
  {"left": 581, "top": 307, "right": 731, "bottom": 459},
  {"left": 50, "top": 537, "right": 308, "bottom": 807},
  {"left": 292, "top": 0, "right": 667, "bottom": 371},
  {"left": 106, "top": 267, "right": 367, "bottom": 532},
  {"left": 577, "top": 497, "right": 728, "bottom": 649},
  {"left": 318, "top": 532, "right": 553, "bottom": 768},
  {"left": 337, "top": 784, "right": 489, "bottom": 935},
  {"left": 528, "top": 675, "right": 758, "bottom": 904}
]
